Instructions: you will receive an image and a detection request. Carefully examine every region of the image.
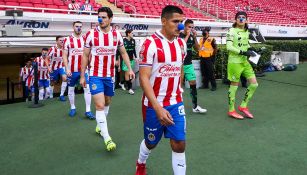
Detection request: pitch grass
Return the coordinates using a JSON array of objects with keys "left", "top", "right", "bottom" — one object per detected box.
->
[{"left": 1, "top": 64, "right": 307, "bottom": 175}]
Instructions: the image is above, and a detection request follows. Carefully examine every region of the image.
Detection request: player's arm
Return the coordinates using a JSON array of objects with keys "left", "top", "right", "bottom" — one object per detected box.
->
[
  {"left": 139, "top": 66, "right": 174, "bottom": 126},
  {"left": 119, "top": 45, "right": 135, "bottom": 79},
  {"left": 212, "top": 38, "right": 218, "bottom": 55},
  {"left": 226, "top": 29, "right": 241, "bottom": 54},
  {"left": 192, "top": 30, "right": 200, "bottom": 51},
  {"left": 63, "top": 50, "right": 71, "bottom": 76},
  {"left": 80, "top": 47, "right": 90, "bottom": 88}
]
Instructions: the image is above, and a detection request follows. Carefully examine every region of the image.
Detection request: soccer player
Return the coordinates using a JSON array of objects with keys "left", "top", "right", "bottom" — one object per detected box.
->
[
  {"left": 35, "top": 48, "right": 51, "bottom": 100},
  {"left": 62, "top": 21, "right": 95, "bottom": 119},
  {"left": 47, "top": 36, "right": 67, "bottom": 101},
  {"left": 80, "top": 7, "right": 135, "bottom": 151},
  {"left": 226, "top": 11, "right": 258, "bottom": 119},
  {"left": 179, "top": 19, "right": 207, "bottom": 113},
  {"left": 19, "top": 59, "right": 33, "bottom": 102},
  {"left": 122, "top": 29, "right": 137, "bottom": 95},
  {"left": 135, "top": 5, "right": 187, "bottom": 175}
]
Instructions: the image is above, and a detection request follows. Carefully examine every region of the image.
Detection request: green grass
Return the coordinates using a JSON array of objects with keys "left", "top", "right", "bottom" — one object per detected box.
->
[{"left": 1, "top": 64, "right": 307, "bottom": 175}]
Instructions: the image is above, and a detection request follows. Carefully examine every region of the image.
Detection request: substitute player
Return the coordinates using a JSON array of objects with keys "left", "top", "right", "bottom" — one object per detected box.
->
[
  {"left": 48, "top": 36, "right": 67, "bottom": 101},
  {"left": 80, "top": 7, "right": 135, "bottom": 151},
  {"left": 122, "top": 29, "right": 137, "bottom": 95},
  {"left": 179, "top": 19, "right": 207, "bottom": 113},
  {"left": 19, "top": 59, "right": 33, "bottom": 102},
  {"left": 63, "top": 21, "right": 95, "bottom": 119},
  {"left": 135, "top": 5, "right": 187, "bottom": 175},
  {"left": 226, "top": 11, "right": 258, "bottom": 119}
]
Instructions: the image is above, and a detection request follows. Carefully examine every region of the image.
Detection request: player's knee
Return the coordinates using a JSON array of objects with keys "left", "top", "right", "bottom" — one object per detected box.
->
[
  {"left": 189, "top": 80, "right": 196, "bottom": 85},
  {"left": 95, "top": 103, "right": 105, "bottom": 110},
  {"left": 170, "top": 140, "right": 185, "bottom": 153}
]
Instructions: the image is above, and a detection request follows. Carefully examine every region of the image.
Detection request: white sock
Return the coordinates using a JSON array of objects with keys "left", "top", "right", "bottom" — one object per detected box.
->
[
  {"left": 96, "top": 110, "right": 110, "bottom": 141},
  {"left": 68, "top": 86, "right": 75, "bottom": 109},
  {"left": 60, "top": 81, "right": 67, "bottom": 96},
  {"left": 45, "top": 87, "right": 50, "bottom": 99},
  {"left": 137, "top": 140, "right": 151, "bottom": 164},
  {"left": 104, "top": 105, "right": 110, "bottom": 117},
  {"left": 172, "top": 151, "right": 186, "bottom": 175},
  {"left": 83, "top": 84, "right": 91, "bottom": 112},
  {"left": 39, "top": 88, "right": 44, "bottom": 100},
  {"left": 49, "top": 86, "right": 54, "bottom": 98}
]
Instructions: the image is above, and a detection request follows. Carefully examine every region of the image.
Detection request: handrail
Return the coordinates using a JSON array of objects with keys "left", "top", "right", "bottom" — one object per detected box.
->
[{"left": 122, "top": 2, "right": 136, "bottom": 14}]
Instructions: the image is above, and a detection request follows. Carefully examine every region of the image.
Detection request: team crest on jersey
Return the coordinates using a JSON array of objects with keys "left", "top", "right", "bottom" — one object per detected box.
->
[
  {"left": 148, "top": 133, "right": 155, "bottom": 141},
  {"left": 91, "top": 83, "right": 97, "bottom": 90},
  {"left": 139, "top": 44, "right": 145, "bottom": 61},
  {"left": 113, "top": 35, "right": 117, "bottom": 42}
]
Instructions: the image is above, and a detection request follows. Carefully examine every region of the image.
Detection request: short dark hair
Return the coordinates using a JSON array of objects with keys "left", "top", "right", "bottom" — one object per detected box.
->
[
  {"left": 184, "top": 19, "right": 193, "bottom": 26},
  {"left": 56, "top": 36, "right": 63, "bottom": 41},
  {"left": 161, "top": 5, "right": 183, "bottom": 19},
  {"left": 42, "top": 48, "right": 49, "bottom": 51},
  {"left": 98, "top": 7, "right": 113, "bottom": 18},
  {"left": 73, "top": 21, "right": 82, "bottom": 26},
  {"left": 125, "top": 29, "right": 132, "bottom": 36}
]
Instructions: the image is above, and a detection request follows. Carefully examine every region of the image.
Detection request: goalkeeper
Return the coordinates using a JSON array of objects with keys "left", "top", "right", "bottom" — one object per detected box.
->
[{"left": 226, "top": 11, "right": 258, "bottom": 119}]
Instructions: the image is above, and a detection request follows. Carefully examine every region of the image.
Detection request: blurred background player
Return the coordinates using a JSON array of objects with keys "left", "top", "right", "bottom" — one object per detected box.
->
[
  {"left": 35, "top": 48, "right": 50, "bottom": 100},
  {"left": 135, "top": 5, "right": 187, "bottom": 175},
  {"left": 81, "top": 7, "right": 135, "bottom": 151},
  {"left": 198, "top": 26, "right": 218, "bottom": 91},
  {"left": 48, "top": 36, "right": 67, "bottom": 101},
  {"left": 122, "top": 29, "right": 137, "bottom": 95},
  {"left": 226, "top": 11, "right": 258, "bottom": 119},
  {"left": 63, "top": 21, "right": 94, "bottom": 119},
  {"left": 19, "top": 59, "right": 33, "bottom": 102},
  {"left": 179, "top": 19, "right": 207, "bottom": 113}
]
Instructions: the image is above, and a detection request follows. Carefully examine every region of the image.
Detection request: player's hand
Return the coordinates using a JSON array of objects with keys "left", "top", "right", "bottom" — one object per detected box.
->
[
  {"left": 156, "top": 107, "right": 174, "bottom": 126},
  {"left": 79, "top": 76, "right": 87, "bottom": 88},
  {"left": 192, "top": 29, "right": 197, "bottom": 37},
  {"left": 48, "top": 68, "right": 52, "bottom": 73},
  {"left": 128, "top": 69, "right": 135, "bottom": 80},
  {"left": 66, "top": 69, "right": 72, "bottom": 77}
]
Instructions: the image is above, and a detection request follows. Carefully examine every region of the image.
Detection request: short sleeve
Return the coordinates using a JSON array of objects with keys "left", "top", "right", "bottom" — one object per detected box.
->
[
  {"left": 47, "top": 47, "right": 54, "bottom": 57},
  {"left": 63, "top": 37, "right": 69, "bottom": 51},
  {"left": 117, "top": 31, "right": 124, "bottom": 47},
  {"left": 139, "top": 38, "right": 155, "bottom": 66},
  {"left": 84, "top": 30, "right": 92, "bottom": 48}
]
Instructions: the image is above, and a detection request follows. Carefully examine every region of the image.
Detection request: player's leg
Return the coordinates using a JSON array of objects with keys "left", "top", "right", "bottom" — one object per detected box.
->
[
  {"left": 184, "top": 64, "right": 207, "bottom": 113},
  {"left": 119, "top": 59, "right": 126, "bottom": 90},
  {"left": 49, "top": 71, "right": 56, "bottom": 99},
  {"left": 67, "top": 73, "right": 77, "bottom": 117},
  {"left": 90, "top": 77, "right": 115, "bottom": 151},
  {"left": 83, "top": 73, "right": 94, "bottom": 119},
  {"left": 239, "top": 63, "right": 258, "bottom": 118},
  {"left": 136, "top": 104, "right": 163, "bottom": 175},
  {"left": 59, "top": 68, "right": 67, "bottom": 101},
  {"left": 165, "top": 103, "right": 186, "bottom": 175},
  {"left": 44, "top": 80, "right": 50, "bottom": 99},
  {"left": 38, "top": 80, "right": 44, "bottom": 100},
  {"left": 227, "top": 63, "right": 243, "bottom": 119}
]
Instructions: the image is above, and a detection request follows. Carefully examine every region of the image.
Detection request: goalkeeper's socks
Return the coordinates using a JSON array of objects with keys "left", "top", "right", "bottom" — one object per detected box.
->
[
  {"left": 96, "top": 110, "right": 110, "bottom": 141},
  {"left": 240, "top": 83, "right": 258, "bottom": 108},
  {"left": 172, "top": 151, "right": 186, "bottom": 175},
  {"left": 228, "top": 85, "right": 238, "bottom": 112},
  {"left": 190, "top": 84, "right": 197, "bottom": 109}
]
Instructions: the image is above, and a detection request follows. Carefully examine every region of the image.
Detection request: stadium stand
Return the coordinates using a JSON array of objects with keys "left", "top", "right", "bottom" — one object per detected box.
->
[{"left": 183, "top": 0, "right": 307, "bottom": 25}]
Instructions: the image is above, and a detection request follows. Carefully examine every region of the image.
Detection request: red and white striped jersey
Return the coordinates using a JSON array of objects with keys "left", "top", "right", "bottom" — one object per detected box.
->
[
  {"left": 19, "top": 66, "right": 32, "bottom": 82},
  {"left": 63, "top": 34, "right": 84, "bottom": 72},
  {"left": 48, "top": 45, "right": 63, "bottom": 71},
  {"left": 84, "top": 27, "right": 123, "bottom": 77},
  {"left": 34, "top": 56, "right": 50, "bottom": 80},
  {"left": 25, "top": 75, "right": 34, "bottom": 87},
  {"left": 139, "top": 31, "right": 187, "bottom": 107},
  {"left": 68, "top": 3, "right": 80, "bottom": 10}
]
